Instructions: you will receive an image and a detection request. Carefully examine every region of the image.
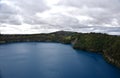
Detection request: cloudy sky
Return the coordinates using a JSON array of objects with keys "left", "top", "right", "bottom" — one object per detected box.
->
[{"left": 0, "top": 0, "right": 120, "bottom": 35}]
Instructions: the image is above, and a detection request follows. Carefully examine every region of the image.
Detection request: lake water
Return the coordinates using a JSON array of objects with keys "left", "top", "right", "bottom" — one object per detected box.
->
[{"left": 0, "top": 42, "right": 120, "bottom": 78}]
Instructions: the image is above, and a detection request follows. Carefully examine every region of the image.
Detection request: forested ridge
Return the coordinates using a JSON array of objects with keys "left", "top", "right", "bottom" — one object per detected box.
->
[{"left": 0, "top": 31, "right": 120, "bottom": 68}]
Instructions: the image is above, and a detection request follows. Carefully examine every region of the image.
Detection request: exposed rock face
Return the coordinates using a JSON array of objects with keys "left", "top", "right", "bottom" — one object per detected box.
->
[{"left": 103, "top": 54, "right": 120, "bottom": 69}]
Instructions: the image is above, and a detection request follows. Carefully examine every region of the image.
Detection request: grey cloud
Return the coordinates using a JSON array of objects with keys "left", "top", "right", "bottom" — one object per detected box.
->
[
  {"left": 0, "top": 0, "right": 120, "bottom": 35},
  {"left": 59, "top": 0, "right": 120, "bottom": 9},
  {"left": 0, "top": 0, "right": 49, "bottom": 25},
  {"left": 13, "top": 0, "right": 49, "bottom": 14},
  {"left": 58, "top": 0, "right": 120, "bottom": 26}
]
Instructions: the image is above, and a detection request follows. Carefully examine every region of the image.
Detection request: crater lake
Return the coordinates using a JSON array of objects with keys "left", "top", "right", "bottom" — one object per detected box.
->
[{"left": 0, "top": 42, "right": 120, "bottom": 78}]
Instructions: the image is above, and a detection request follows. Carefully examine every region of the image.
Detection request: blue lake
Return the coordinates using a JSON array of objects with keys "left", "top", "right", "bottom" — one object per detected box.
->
[{"left": 0, "top": 42, "right": 120, "bottom": 78}]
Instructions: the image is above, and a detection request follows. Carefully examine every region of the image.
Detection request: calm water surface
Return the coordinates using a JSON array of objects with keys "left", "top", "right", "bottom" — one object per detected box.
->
[{"left": 0, "top": 42, "right": 120, "bottom": 78}]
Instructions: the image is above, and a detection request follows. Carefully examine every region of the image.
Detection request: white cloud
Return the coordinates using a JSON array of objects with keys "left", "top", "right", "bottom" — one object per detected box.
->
[{"left": 0, "top": 0, "right": 120, "bottom": 35}]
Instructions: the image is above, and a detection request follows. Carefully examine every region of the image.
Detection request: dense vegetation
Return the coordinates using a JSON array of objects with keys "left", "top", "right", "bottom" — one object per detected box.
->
[
  {"left": 72, "top": 33, "right": 120, "bottom": 68},
  {"left": 0, "top": 31, "right": 120, "bottom": 68}
]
